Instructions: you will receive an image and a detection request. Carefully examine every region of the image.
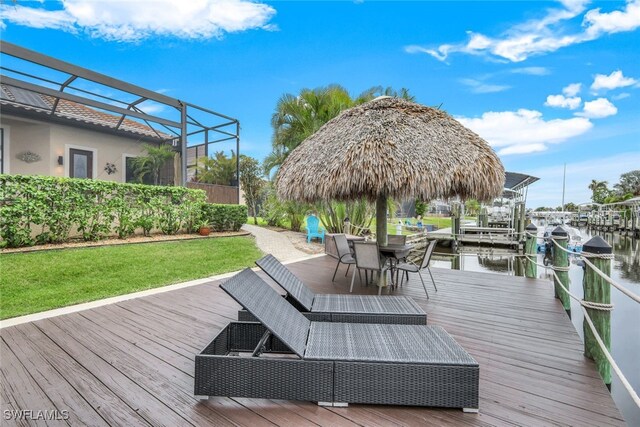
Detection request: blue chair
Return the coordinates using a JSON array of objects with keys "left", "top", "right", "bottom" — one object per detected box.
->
[{"left": 306, "top": 215, "right": 325, "bottom": 243}]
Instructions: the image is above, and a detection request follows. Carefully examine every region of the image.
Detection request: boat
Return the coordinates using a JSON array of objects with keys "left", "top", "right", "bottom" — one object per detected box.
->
[{"left": 538, "top": 224, "right": 583, "bottom": 253}]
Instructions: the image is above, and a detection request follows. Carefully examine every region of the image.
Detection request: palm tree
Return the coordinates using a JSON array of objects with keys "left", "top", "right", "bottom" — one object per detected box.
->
[
  {"left": 133, "top": 144, "right": 175, "bottom": 185},
  {"left": 588, "top": 180, "right": 609, "bottom": 203},
  {"left": 195, "top": 150, "right": 237, "bottom": 185},
  {"left": 266, "top": 84, "right": 415, "bottom": 176}
]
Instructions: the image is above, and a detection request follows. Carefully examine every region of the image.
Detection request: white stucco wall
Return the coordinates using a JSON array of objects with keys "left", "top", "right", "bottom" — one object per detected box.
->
[
  {"left": 50, "top": 123, "right": 148, "bottom": 182},
  {"left": 3, "top": 118, "right": 51, "bottom": 176},
  {"left": 1, "top": 115, "right": 151, "bottom": 181}
]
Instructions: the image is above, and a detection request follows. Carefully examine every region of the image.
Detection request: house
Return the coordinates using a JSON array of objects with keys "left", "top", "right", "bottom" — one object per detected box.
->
[
  {"left": 0, "top": 41, "right": 240, "bottom": 202},
  {"left": 1, "top": 84, "right": 174, "bottom": 184}
]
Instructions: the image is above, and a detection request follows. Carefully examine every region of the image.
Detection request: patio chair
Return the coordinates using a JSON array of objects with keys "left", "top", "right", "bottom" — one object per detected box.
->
[
  {"left": 239, "top": 254, "right": 426, "bottom": 324},
  {"left": 306, "top": 215, "right": 325, "bottom": 243},
  {"left": 195, "top": 269, "right": 479, "bottom": 411},
  {"left": 351, "top": 241, "right": 390, "bottom": 295},
  {"left": 332, "top": 233, "right": 357, "bottom": 282},
  {"left": 396, "top": 239, "right": 438, "bottom": 298}
]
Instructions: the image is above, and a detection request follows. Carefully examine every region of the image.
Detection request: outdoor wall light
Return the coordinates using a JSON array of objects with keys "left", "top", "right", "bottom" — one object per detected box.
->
[{"left": 57, "top": 156, "right": 64, "bottom": 165}]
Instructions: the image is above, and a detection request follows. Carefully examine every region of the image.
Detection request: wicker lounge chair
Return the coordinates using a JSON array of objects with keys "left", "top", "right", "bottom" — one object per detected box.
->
[
  {"left": 236, "top": 254, "right": 426, "bottom": 324},
  {"left": 195, "top": 269, "right": 479, "bottom": 411}
]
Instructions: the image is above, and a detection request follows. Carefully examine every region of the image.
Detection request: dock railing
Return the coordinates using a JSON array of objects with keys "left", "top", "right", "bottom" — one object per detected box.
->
[
  {"left": 405, "top": 229, "right": 640, "bottom": 411},
  {"left": 525, "top": 230, "right": 640, "bottom": 409}
]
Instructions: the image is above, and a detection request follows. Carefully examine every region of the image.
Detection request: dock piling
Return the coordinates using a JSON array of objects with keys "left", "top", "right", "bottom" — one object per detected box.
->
[
  {"left": 582, "top": 236, "right": 613, "bottom": 389},
  {"left": 525, "top": 223, "right": 537, "bottom": 279},
  {"left": 551, "top": 226, "right": 571, "bottom": 316}
]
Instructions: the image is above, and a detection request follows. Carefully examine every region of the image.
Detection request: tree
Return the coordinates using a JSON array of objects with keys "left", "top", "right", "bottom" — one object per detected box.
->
[
  {"left": 415, "top": 199, "right": 427, "bottom": 217},
  {"left": 564, "top": 202, "right": 579, "bottom": 212},
  {"left": 132, "top": 144, "right": 175, "bottom": 185},
  {"left": 464, "top": 199, "right": 480, "bottom": 215},
  {"left": 195, "top": 150, "right": 237, "bottom": 185},
  {"left": 588, "top": 179, "right": 609, "bottom": 204},
  {"left": 239, "top": 155, "right": 264, "bottom": 225},
  {"left": 613, "top": 170, "right": 640, "bottom": 197},
  {"left": 266, "top": 84, "right": 416, "bottom": 176}
]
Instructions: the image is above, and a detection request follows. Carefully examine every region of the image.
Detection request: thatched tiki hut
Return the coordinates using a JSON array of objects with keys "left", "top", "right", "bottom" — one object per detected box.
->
[{"left": 276, "top": 97, "right": 505, "bottom": 245}]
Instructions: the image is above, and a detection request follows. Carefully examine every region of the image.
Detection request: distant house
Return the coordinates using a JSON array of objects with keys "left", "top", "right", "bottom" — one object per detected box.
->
[{"left": 0, "top": 41, "right": 240, "bottom": 203}]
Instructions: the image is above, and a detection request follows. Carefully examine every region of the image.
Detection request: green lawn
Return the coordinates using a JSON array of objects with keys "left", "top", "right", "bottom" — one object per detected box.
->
[
  {"left": 250, "top": 215, "right": 457, "bottom": 234},
  {"left": 0, "top": 236, "right": 263, "bottom": 320}
]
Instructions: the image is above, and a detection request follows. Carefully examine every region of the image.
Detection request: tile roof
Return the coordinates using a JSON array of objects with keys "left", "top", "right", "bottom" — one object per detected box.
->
[{"left": 0, "top": 84, "right": 174, "bottom": 140}]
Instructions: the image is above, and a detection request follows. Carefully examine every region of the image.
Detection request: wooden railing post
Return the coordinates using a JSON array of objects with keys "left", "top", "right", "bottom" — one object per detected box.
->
[
  {"left": 451, "top": 202, "right": 461, "bottom": 239},
  {"left": 551, "top": 226, "right": 571, "bottom": 316},
  {"left": 478, "top": 206, "right": 488, "bottom": 228},
  {"left": 525, "top": 223, "right": 537, "bottom": 279},
  {"left": 582, "top": 236, "right": 613, "bottom": 389}
]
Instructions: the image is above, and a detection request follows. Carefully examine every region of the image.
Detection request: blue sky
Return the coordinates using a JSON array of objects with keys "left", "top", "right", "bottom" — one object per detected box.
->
[{"left": 1, "top": 0, "right": 639, "bottom": 207}]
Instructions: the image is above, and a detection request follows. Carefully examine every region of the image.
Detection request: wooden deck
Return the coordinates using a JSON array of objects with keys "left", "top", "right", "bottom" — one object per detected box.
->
[{"left": 1, "top": 255, "right": 625, "bottom": 426}]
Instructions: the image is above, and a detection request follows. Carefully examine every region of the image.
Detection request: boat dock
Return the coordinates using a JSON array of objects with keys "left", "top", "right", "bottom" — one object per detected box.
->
[
  {"left": 425, "top": 226, "right": 521, "bottom": 248},
  {"left": 0, "top": 255, "right": 625, "bottom": 426}
]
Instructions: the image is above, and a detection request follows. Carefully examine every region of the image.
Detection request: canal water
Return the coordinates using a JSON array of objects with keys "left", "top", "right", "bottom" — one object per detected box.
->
[{"left": 430, "top": 225, "right": 640, "bottom": 425}]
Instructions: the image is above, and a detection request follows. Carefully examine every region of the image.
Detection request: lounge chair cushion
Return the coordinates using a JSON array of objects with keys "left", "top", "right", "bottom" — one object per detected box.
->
[
  {"left": 256, "top": 254, "right": 316, "bottom": 311},
  {"left": 220, "top": 269, "right": 310, "bottom": 358},
  {"left": 306, "top": 323, "right": 477, "bottom": 365},
  {"left": 311, "top": 294, "right": 424, "bottom": 315}
]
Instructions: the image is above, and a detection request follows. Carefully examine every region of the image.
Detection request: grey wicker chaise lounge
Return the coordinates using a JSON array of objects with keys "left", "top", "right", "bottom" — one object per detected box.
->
[
  {"left": 236, "top": 254, "right": 426, "bottom": 324},
  {"left": 195, "top": 268, "right": 479, "bottom": 411}
]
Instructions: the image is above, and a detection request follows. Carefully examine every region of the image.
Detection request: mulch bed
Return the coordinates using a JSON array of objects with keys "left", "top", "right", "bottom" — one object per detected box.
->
[{"left": 0, "top": 231, "right": 251, "bottom": 254}]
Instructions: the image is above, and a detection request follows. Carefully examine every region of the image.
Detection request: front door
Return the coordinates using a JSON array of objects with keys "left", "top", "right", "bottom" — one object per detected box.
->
[{"left": 69, "top": 148, "right": 93, "bottom": 179}]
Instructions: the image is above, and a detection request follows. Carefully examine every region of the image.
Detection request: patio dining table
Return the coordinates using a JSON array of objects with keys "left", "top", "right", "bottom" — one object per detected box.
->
[{"left": 378, "top": 243, "right": 414, "bottom": 289}]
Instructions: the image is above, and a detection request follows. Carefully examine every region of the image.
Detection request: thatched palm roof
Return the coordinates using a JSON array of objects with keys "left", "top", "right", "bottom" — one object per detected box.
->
[{"left": 276, "top": 97, "right": 505, "bottom": 203}]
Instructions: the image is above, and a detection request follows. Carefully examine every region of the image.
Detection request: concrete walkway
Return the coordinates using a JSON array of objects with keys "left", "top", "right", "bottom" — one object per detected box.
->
[{"left": 241, "top": 223, "right": 308, "bottom": 261}]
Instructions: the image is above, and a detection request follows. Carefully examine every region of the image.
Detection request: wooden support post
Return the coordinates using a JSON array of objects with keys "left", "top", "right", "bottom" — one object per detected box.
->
[
  {"left": 551, "top": 226, "right": 571, "bottom": 315},
  {"left": 451, "top": 202, "right": 460, "bottom": 239},
  {"left": 478, "top": 206, "right": 488, "bottom": 228},
  {"left": 452, "top": 253, "right": 461, "bottom": 270},
  {"left": 518, "top": 202, "right": 526, "bottom": 242},
  {"left": 582, "top": 236, "right": 612, "bottom": 388},
  {"left": 375, "top": 194, "right": 389, "bottom": 291},
  {"left": 376, "top": 194, "right": 387, "bottom": 246},
  {"left": 525, "top": 223, "right": 537, "bottom": 279}
]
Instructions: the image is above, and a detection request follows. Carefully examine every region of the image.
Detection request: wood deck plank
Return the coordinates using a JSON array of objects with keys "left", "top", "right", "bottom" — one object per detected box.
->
[
  {"left": 7, "top": 323, "right": 148, "bottom": 427},
  {"left": 0, "top": 338, "right": 65, "bottom": 427},
  {"left": 0, "top": 255, "right": 625, "bottom": 426}
]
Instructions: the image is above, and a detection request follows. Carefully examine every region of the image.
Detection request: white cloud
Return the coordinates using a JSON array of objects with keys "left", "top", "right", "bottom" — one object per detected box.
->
[
  {"left": 584, "top": 0, "right": 640, "bottom": 36},
  {"left": 576, "top": 98, "right": 618, "bottom": 118},
  {"left": 498, "top": 143, "right": 548, "bottom": 155},
  {"left": 612, "top": 92, "right": 631, "bottom": 100},
  {"left": 510, "top": 67, "right": 551, "bottom": 76},
  {"left": 459, "top": 78, "right": 511, "bottom": 94},
  {"left": 545, "top": 94, "right": 582, "bottom": 109},
  {"left": 0, "top": 0, "right": 276, "bottom": 42},
  {"left": 0, "top": 5, "right": 76, "bottom": 32},
  {"left": 405, "top": 0, "right": 640, "bottom": 62},
  {"left": 591, "top": 70, "right": 638, "bottom": 91},
  {"left": 562, "top": 83, "right": 582, "bottom": 96},
  {"left": 456, "top": 109, "right": 593, "bottom": 155}
]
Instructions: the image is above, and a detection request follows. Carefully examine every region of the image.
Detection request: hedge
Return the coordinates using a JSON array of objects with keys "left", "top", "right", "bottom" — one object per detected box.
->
[
  {"left": 201, "top": 203, "right": 247, "bottom": 232},
  {"left": 0, "top": 175, "right": 246, "bottom": 248}
]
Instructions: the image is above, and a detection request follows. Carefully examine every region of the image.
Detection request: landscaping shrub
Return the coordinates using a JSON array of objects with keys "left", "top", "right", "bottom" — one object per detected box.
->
[
  {"left": 201, "top": 203, "right": 247, "bottom": 232},
  {"left": 0, "top": 175, "right": 206, "bottom": 248}
]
